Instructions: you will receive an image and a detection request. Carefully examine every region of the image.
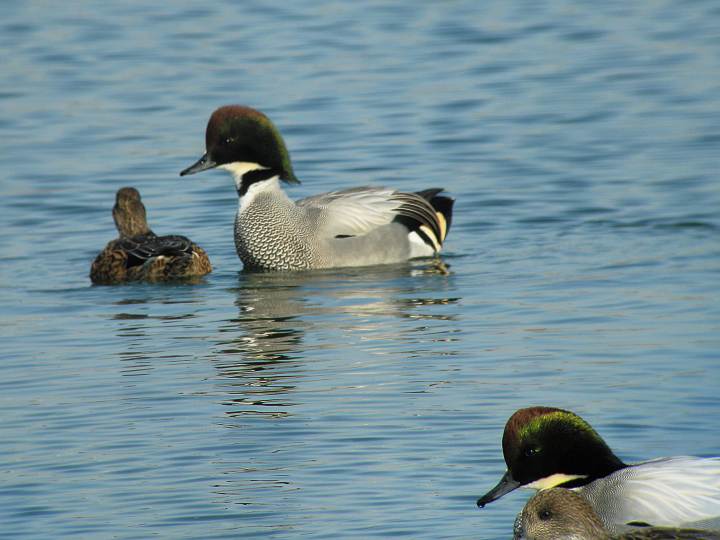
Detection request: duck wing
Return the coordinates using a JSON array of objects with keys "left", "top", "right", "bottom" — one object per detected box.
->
[
  {"left": 119, "top": 233, "right": 194, "bottom": 267},
  {"left": 297, "top": 186, "right": 445, "bottom": 244},
  {"left": 582, "top": 456, "right": 720, "bottom": 530}
]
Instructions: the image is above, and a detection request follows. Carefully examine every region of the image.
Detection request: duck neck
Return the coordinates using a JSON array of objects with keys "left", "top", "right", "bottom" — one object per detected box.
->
[
  {"left": 113, "top": 208, "right": 152, "bottom": 238},
  {"left": 238, "top": 168, "right": 281, "bottom": 196},
  {"left": 236, "top": 176, "right": 294, "bottom": 217},
  {"left": 563, "top": 451, "right": 627, "bottom": 488},
  {"left": 218, "top": 162, "right": 283, "bottom": 197}
]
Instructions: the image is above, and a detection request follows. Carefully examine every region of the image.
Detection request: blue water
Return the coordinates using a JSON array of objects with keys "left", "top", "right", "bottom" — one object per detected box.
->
[{"left": 2, "top": 1, "right": 719, "bottom": 538}]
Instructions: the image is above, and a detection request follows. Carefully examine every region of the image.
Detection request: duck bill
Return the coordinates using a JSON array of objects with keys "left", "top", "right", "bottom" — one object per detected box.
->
[
  {"left": 476, "top": 470, "right": 521, "bottom": 507},
  {"left": 180, "top": 153, "right": 217, "bottom": 176}
]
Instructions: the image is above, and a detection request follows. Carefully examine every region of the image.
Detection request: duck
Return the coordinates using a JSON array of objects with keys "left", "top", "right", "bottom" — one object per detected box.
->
[
  {"left": 179, "top": 105, "right": 454, "bottom": 272},
  {"left": 90, "top": 187, "right": 212, "bottom": 283},
  {"left": 477, "top": 406, "right": 720, "bottom": 533},
  {"left": 514, "top": 488, "right": 720, "bottom": 540}
]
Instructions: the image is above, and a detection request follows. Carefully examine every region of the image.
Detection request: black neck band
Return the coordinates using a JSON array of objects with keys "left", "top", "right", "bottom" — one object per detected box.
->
[{"left": 238, "top": 168, "right": 279, "bottom": 196}]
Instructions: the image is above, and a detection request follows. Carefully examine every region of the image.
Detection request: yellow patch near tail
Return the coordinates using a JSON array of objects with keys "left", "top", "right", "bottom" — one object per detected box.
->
[
  {"left": 419, "top": 224, "right": 441, "bottom": 252},
  {"left": 436, "top": 212, "right": 448, "bottom": 242}
]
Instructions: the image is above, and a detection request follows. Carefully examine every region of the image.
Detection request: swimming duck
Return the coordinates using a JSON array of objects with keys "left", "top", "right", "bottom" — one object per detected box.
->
[
  {"left": 90, "top": 187, "right": 212, "bottom": 283},
  {"left": 179, "top": 105, "right": 454, "bottom": 272},
  {"left": 514, "top": 488, "right": 720, "bottom": 540},
  {"left": 477, "top": 406, "right": 720, "bottom": 532}
]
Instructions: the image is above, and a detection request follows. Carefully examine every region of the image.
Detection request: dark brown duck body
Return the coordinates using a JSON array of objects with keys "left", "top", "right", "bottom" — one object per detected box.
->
[{"left": 90, "top": 187, "right": 211, "bottom": 284}]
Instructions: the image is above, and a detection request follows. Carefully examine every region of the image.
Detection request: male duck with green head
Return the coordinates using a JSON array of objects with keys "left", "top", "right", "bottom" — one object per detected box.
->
[
  {"left": 478, "top": 406, "right": 720, "bottom": 533},
  {"left": 180, "top": 105, "right": 454, "bottom": 272}
]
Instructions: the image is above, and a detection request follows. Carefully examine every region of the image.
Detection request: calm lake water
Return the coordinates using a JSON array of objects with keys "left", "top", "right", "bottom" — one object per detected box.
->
[{"left": 1, "top": 1, "right": 719, "bottom": 538}]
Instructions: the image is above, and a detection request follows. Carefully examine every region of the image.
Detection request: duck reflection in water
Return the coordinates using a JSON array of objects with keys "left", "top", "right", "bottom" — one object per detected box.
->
[{"left": 211, "top": 262, "right": 460, "bottom": 418}]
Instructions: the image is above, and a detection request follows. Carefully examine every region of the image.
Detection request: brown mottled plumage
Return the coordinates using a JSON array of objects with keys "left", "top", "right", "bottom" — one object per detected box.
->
[
  {"left": 515, "top": 488, "right": 720, "bottom": 540},
  {"left": 90, "top": 187, "right": 212, "bottom": 284}
]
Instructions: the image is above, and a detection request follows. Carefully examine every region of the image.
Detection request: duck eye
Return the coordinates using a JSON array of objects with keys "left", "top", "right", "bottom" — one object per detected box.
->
[
  {"left": 539, "top": 509, "right": 551, "bottom": 521},
  {"left": 524, "top": 447, "right": 540, "bottom": 457},
  {"left": 224, "top": 137, "right": 235, "bottom": 145}
]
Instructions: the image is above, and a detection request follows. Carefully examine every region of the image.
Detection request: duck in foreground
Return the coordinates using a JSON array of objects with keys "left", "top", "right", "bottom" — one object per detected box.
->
[
  {"left": 179, "top": 105, "right": 454, "bottom": 272},
  {"left": 514, "top": 488, "right": 720, "bottom": 540},
  {"left": 90, "top": 187, "right": 212, "bottom": 284},
  {"left": 477, "top": 406, "right": 720, "bottom": 532}
]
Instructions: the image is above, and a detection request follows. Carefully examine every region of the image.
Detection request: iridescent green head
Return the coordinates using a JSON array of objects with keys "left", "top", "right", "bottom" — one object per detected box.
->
[
  {"left": 180, "top": 105, "right": 299, "bottom": 185},
  {"left": 477, "top": 407, "right": 625, "bottom": 508}
]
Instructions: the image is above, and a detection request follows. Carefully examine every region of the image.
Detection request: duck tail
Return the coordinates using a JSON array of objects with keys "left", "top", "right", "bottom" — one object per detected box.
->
[
  {"left": 392, "top": 188, "right": 454, "bottom": 254},
  {"left": 416, "top": 189, "right": 454, "bottom": 245}
]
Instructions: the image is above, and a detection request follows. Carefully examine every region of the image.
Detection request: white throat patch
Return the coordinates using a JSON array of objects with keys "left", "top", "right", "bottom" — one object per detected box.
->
[
  {"left": 526, "top": 473, "right": 588, "bottom": 491},
  {"left": 219, "top": 161, "right": 268, "bottom": 191}
]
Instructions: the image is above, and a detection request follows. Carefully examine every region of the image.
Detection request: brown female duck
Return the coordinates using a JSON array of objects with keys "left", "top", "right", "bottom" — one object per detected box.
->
[{"left": 90, "top": 187, "right": 211, "bottom": 283}]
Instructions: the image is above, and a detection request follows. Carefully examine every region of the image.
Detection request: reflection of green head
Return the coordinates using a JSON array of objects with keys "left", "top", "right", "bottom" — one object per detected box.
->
[
  {"left": 205, "top": 105, "right": 299, "bottom": 184},
  {"left": 502, "top": 407, "right": 626, "bottom": 486}
]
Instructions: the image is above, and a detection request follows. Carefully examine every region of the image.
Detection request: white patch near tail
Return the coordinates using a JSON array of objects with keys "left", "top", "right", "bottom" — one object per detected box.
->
[{"left": 408, "top": 231, "right": 438, "bottom": 258}]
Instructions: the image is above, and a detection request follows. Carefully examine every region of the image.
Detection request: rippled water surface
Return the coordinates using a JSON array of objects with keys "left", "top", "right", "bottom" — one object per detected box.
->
[{"left": 2, "top": 1, "right": 719, "bottom": 538}]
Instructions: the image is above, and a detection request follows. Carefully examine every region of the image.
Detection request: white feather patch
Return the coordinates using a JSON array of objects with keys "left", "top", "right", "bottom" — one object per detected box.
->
[
  {"left": 408, "top": 231, "right": 436, "bottom": 258},
  {"left": 526, "top": 473, "right": 587, "bottom": 491},
  {"left": 219, "top": 161, "right": 267, "bottom": 192}
]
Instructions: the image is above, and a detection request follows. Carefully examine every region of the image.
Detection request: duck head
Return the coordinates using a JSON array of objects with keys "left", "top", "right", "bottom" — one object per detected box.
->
[
  {"left": 180, "top": 105, "right": 299, "bottom": 194},
  {"left": 477, "top": 406, "right": 625, "bottom": 507}
]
